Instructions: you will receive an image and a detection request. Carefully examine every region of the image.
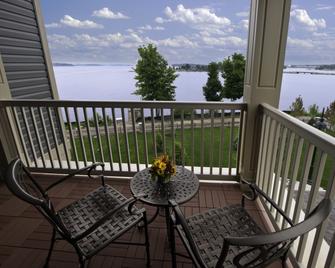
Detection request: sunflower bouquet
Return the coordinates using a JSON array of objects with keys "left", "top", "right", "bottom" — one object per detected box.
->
[{"left": 149, "top": 154, "right": 176, "bottom": 183}]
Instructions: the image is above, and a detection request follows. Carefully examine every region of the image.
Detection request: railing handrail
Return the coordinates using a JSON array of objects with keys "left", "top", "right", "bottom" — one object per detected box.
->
[
  {"left": 261, "top": 103, "right": 335, "bottom": 157},
  {"left": 0, "top": 99, "right": 247, "bottom": 110}
]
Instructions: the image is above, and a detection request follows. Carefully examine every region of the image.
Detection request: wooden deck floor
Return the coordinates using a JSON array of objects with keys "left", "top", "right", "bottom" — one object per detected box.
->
[{"left": 0, "top": 174, "right": 280, "bottom": 268}]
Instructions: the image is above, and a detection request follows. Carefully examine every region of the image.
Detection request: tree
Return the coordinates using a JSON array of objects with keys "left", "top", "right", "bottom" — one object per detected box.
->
[
  {"left": 289, "top": 95, "right": 305, "bottom": 116},
  {"left": 202, "top": 62, "right": 223, "bottom": 101},
  {"left": 325, "top": 101, "right": 335, "bottom": 129},
  {"left": 221, "top": 53, "right": 246, "bottom": 100},
  {"left": 133, "top": 44, "right": 178, "bottom": 101},
  {"left": 308, "top": 104, "right": 320, "bottom": 118}
]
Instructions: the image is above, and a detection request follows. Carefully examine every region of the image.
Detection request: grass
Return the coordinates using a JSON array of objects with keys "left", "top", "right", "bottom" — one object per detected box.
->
[
  {"left": 69, "top": 123, "right": 333, "bottom": 188},
  {"left": 71, "top": 126, "right": 239, "bottom": 168}
]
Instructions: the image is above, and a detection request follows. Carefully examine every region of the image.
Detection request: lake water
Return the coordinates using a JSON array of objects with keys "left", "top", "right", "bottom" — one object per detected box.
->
[{"left": 54, "top": 65, "right": 335, "bottom": 111}]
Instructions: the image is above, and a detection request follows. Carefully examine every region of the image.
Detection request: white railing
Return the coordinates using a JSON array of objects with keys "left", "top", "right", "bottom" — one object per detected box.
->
[
  {"left": 256, "top": 103, "right": 335, "bottom": 268},
  {"left": 0, "top": 99, "right": 247, "bottom": 180}
]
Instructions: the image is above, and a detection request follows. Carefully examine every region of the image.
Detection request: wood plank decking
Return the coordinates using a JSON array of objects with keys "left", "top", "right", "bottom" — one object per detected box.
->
[{"left": 0, "top": 174, "right": 279, "bottom": 268}]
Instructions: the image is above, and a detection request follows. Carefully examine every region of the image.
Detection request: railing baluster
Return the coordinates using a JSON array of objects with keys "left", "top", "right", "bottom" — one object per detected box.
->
[
  {"left": 53, "top": 107, "right": 69, "bottom": 169},
  {"left": 264, "top": 120, "right": 279, "bottom": 197},
  {"left": 259, "top": 115, "right": 271, "bottom": 189},
  {"left": 83, "top": 107, "right": 95, "bottom": 163},
  {"left": 112, "top": 108, "right": 122, "bottom": 171},
  {"left": 181, "top": 110, "right": 185, "bottom": 166},
  {"left": 191, "top": 109, "right": 195, "bottom": 172},
  {"left": 74, "top": 107, "right": 87, "bottom": 166},
  {"left": 210, "top": 109, "right": 214, "bottom": 175},
  {"left": 200, "top": 109, "right": 204, "bottom": 175},
  {"left": 121, "top": 108, "right": 131, "bottom": 171},
  {"left": 11, "top": 107, "right": 30, "bottom": 166},
  {"left": 103, "top": 108, "right": 114, "bottom": 171},
  {"left": 276, "top": 131, "right": 295, "bottom": 223},
  {"left": 297, "top": 150, "right": 327, "bottom": 263},
  {"left": 236, "top": 109, "right": 245, "bottom": 175},
  {"left": 21, "top": 106, "right": 38, "bottom": 167},
  {"left": 131, "top": 108, "right": 140, "bottom": 171},
  {"left": 256, "top": 114, "right": 266, "bottom": 185},
  {"left": 141, "top": 108, "right": 149, "bottom": 167},
  {"left": 171, "top": 109, "right": 175, "bottom": 163},
  {"left": 29, "top": 107, "right": 46, "bottom": 168},
  {"left": 38, "top": 107, "right": 54, "bottom": 168},
  {"left": 228, "top": 110, "right": 235, "bottom": 176},
  {"left": 292, "top": 143, "right": 315, "bottom": 224},
  {"left": 271, "top": 126, "right": 287, "bottom": 211},
  {"left": 93, "top": 108, "right": 104, "bottom": 164},
  {"left": 219, "top": 109, "right": 225, "bottom": 176},
  {"left": 282, "top": 137, "right": 304, "bottom": 229},
  {"left": 151, "top": 108, "right": 157, "bottom": 158},
  {"left": 65, "top": 107, "right": 79, "bottom": 169},
  {"left": 161, "top": 108, "right": 166, "bottom": 153},
  {"left": 318, "top": 164, "right": 335, "bottom": 268}
]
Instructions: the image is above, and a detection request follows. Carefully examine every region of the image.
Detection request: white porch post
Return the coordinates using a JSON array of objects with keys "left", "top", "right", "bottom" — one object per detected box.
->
[
  {"left": 0, "top": 56, "right": 17, "bottom": 175},
  {"left": 241, "top": 0, "right": 291, "bottom": 181}
]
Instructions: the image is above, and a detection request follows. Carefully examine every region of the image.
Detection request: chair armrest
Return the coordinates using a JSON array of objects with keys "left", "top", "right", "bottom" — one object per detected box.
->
[
  {"left": 72, "top": 193, "right": 147, "bottom": 241},
  {"left": 226, "top": 198, "right": 332, "bottom": 247},
  {"left": 241, "top": 179, "right": 293, "bottom": 227},
  {"left": 45, "top": 163, "right": 105, "bottom": 192},
  {"left": 169, "top": 200, "right": 206, "bottom": 267}
]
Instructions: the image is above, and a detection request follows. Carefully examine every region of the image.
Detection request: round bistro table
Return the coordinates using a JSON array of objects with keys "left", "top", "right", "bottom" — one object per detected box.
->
[{"left": 130, "top": 166, "right": 199, "bottom": 228}]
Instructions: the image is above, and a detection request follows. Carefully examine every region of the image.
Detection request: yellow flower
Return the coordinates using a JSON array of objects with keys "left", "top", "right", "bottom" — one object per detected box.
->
[{"left": 159, "top": 162, "right": 166, "bottom": 171}]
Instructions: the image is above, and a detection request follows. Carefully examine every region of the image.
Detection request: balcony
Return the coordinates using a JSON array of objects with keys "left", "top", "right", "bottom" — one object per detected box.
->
[{"left": 0, "top": 99, "right": 335, "bottom": 267}]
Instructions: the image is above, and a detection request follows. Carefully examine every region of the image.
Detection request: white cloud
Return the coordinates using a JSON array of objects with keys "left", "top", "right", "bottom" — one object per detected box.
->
[
  {"left": 138, "top": 25, "right": 165, "bottom": 31},
  {"left": 45, "top": 22, "right": 60, "bottom": 28},
  {"left": 163, "top": 4, "right": 231, "bottom": 26},
  {"left": 312, "top": 32, "right": 328, "bottom": 37},
  {"left": 316, "top": 5, "right": 334, "bottom": 11},
  {"left": 60, "top": 15, "right": 103, "bottom": 29},
  {"left": 157, "top": 36, "right": 198, "bottom": 48},
  {"left": 155, "top": 17, "right": 165, "bottom": 24},
  {"left": 290, "top": 9, "right": 326, "bottom": 31},
  {"left": 202, "top": 36, "right": 246, "bottom": 47},
  {"left": 236, "top": 11, "right": 249, "bottom": 17},
  {"left": 287, "top": 37, "right": 314, "bottom": 48},
  {"left": 241, "top": 19, "right": 249, "bottom": 30},
  {"left": 47, "top": 34, "right": 77, "bottom": 48},
  {"left": 92, "top": 7, "right": 129, "bottom": 19}
]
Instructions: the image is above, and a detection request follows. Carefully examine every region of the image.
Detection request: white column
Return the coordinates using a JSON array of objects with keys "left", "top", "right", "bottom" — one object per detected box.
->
[
  {"left": 0, "top": 55, "right": 17, "bottom": 167},
  {"left": 241, "top": 0, "right": 291, "bottom": 180}
]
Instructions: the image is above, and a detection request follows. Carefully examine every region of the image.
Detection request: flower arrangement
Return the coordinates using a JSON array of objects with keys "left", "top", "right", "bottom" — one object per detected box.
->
[{"left": 149, "top": 154, "right": 176, "bottom": 183}]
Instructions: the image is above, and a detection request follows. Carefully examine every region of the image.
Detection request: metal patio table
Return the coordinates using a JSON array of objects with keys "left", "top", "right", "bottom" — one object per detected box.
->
[{"left": 130, "top": 166, "right": 199, "bottom": 231}]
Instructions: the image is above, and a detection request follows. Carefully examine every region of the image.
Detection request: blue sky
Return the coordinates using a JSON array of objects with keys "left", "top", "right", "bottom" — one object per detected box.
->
[{"left": 41, "top": 0, "right": 335, "bottom": 64}]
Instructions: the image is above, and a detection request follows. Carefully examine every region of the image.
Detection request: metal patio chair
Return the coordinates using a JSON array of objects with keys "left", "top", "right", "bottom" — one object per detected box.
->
[
  {"left": 168, "top": 179, "right": 332, "bottom": 268},
  {"left": 5, "top": 158, "right": 151, "bottom": 267}
]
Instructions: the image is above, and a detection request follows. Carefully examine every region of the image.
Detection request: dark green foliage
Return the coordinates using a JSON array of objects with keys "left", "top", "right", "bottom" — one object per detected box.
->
[
  {"left": 290, "top": 95, "right": 305, "bottom": 116},
  {"left": 202, "top": 62, "right": 223, "bottom": 101},
  {"left": 174, "top": 142, "right": 187, "bottom": 165},
  {"left": 221, "top": 53, "right": 246, "bottom": 100},
  {"left": 325, "top": 101, "right": 335, "bottom": 129},
  {"left": 156, "top": 132, "right": 164, "bottom": 154},
  {"left": 133, "top": 44, "right": 178, "bottom": 101}
]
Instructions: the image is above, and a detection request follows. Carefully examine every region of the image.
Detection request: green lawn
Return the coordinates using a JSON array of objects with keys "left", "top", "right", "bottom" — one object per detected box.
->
[
  {"left": 69, "top": 124, "right": 333, "bottom": 188},
  {"left": 72, "top": 126, "right": 239, "bottom": 168}
]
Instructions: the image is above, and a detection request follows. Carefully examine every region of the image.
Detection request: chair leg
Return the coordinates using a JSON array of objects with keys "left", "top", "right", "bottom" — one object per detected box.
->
[
  {"left": 78, "top": 256, "right": 86, "bottom": 268},
  {"left": 169, "top": 217, "right": 177, "bottom": 268},
  {"left": 143, "top": 211, "right": 151, "bottom": 267},
  {"left": 281, "top": 250, "right": 289, "bottom": 268},
  {"left": 44, "top": 227, "right": 56, "bottom": 267}
]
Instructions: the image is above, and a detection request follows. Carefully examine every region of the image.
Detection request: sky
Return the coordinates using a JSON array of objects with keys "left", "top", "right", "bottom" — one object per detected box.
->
[{"left": 40, "top": 0, "right": 335, "bottom": 65}]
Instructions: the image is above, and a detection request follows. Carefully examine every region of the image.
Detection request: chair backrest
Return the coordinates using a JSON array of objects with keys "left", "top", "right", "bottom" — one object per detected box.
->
[
  {"left": 5, "top": 158, "right": 69, "bottom": 238},
  {"left": 224, "top": 198, "right": 333, "bottom": 268}
]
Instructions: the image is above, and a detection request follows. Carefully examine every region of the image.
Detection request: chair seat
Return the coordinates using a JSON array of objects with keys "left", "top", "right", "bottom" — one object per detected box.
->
[
  {"left": 58, "top": 184, "right": 142, "bottom": 257},
  {"left": 184, "top": 204, "right": 264, "bottom": 268}
]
